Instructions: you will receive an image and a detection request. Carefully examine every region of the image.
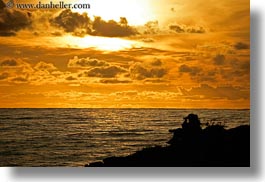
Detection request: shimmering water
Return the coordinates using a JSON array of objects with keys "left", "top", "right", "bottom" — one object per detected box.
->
[{"left": 0, "top": 108, "right": 249, "bottom": 166}]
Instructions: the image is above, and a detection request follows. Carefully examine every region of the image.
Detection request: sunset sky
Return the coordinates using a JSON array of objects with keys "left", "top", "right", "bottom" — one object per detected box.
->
[{"left": 0, "top": 0, "right": 250, "bottom": 108}]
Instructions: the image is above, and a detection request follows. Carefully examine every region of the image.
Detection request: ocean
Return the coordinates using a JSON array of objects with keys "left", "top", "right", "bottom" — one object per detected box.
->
[{"left": 0, "top": 108, "right": 250, "bottom": 167}]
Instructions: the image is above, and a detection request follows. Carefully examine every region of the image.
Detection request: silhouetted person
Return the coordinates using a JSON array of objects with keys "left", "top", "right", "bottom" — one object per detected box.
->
[
  {"left": 168, "top": 114, "right": 202, "bottom": 145},
  {"left": 182, "top": 114, "right": 201, "bottom": 131},
  {"left": 181, "top": 114, "right": 202, "bottom": 145}
]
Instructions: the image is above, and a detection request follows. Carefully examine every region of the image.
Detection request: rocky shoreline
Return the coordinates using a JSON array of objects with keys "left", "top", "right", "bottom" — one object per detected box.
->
[{"left": 85, "top": 114, "right": 250, "bottom": 167}]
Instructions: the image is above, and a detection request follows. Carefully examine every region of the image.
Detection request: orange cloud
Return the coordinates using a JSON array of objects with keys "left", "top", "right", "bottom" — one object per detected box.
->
[
  {"left": 180, "top": 84, "right": 249, "bottom": 100},
  {"left": 129, "top": 59, "right": 167, "bottom": 80},
  {"left": 68, "top": 56, "right": 109, "bottom": 68}
]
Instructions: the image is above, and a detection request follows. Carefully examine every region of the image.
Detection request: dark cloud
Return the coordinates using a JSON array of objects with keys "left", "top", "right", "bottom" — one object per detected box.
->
[
  {"left": 180, "top": 84, "right": 249, "bottom": 100},
  {"left": 79, "top": 65, "right": 127, "bottom": 78},
  {"left": 149, "top": 59, "right": 162, "bottom": 66},
  {"left": 179, "top": 64, "right": 202, "bottom": 76},
  {"left": 50, "top": 10, "right": 137, "bottom": 37},
  {"left": 178, "top": 54, "right": 249, "bottom": 83},
  {"left": 178, "top": 64, "right": 217, "bottom": 82},
  {"left": 0, "top": 31, "right": 16, "bottom": 36},
  {"left": 0, "top": 58, "right": 63, "bottom": 84},
  {"left": 11, "top": 77, "right": 28, "bottom": 83},
  {"left": 213, "top": 54, "right": 225, "bottom": 65},
  {"left": 220, "top": 59, "right": 249, "bottom": 80},
  {"left": 65, "top": 76, "right": 77, "bottom": 81},
  {"left": 143, "top": 21, "right": 160, "bottom": 34},
  {"left": 0, "top": 1, "right": 32, "bottom": 36},
  {"left": 68, "top": 57, "right": 167, "bottom": 82},
  {"left": 0, "top": 59, "right": 18, "bottom": 67},
  {"left": 234, "top": 42, "right": 249, "bottom": 50},
  {"left": 169, "top": 25, "right": 185, "bottom": 33},
  {"left": 0, "top": 0, "right": 5, "bottom": 9},
  {"left": 0, "top": 72, "right": 8, "bottom": 80},
  {"left": 143, "top": 78, "right": 168, "bottom": 83},
  {"left": 169, "top": 24, "right": 206, "bottom": 34},
  {"left": 129, "top": 60, "right": 167, "bottom": 80},
  {"left": 51, "top": 31, "right": 63, "bottom": 36},
  {"left": 71, "top": 58, "right": 168, "bottom": 82},
  {"left": 238, "top": 60, "right": 250, "bottom": 71},
  {"left": 68, "top": 56, "right": 109, "bottom": 68},
  {"left": 187, "top": 27, "right": 206, "bottom": 33},
  {"left": 50, "top": 9, "right": 91, "bottom": 34},
  {"left": 100, "top": 79, "right": 132, "bottom": 84},
  {"left": 0, "top": 58, "right": 33, "bottom": 79},
  {"left": 199, "top": 70, "right": 217, "bottom": 82},
  {"left": 91, "top": 16, "right": 137, "bottom": 37}
]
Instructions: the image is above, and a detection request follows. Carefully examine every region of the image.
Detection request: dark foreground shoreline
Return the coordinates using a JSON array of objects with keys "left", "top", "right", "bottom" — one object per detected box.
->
[{"left": 86, "top": 124, "right": 250, "bottom": 167}]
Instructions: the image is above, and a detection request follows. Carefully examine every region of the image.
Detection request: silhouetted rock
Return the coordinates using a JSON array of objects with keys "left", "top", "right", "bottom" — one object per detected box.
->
[
  {"left": 85, "top": 161, "right": 104, "bottom": 167},
  {"left": 86, "top": 114, "right": 250, "bottom": 167}
]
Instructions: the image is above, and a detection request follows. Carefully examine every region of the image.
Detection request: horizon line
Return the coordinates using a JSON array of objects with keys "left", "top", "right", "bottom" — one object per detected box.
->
[{"left": 0, "top": 107, "right": 250, "bottom": 110}]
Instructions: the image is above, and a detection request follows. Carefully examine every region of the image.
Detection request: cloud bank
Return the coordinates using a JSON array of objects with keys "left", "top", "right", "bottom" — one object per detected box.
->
[{"left": 0, "top": 0, "right": 32, "bottom": 36}]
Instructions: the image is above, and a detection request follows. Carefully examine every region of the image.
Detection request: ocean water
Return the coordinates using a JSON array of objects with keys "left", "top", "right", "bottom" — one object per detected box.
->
[{"left": 0, "top": 108, "right": 250, "bottom": 167}]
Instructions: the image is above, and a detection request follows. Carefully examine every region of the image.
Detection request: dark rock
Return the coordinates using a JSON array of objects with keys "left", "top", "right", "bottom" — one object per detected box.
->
[
  {"left": 87, "top": 161, "right": 104, "bottom": 167},
  {"left": 85, "top": 115, "right": 250, "bottom": 167}
]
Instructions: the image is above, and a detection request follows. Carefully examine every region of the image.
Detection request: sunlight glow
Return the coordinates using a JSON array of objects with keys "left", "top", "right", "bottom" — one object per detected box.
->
[
  {"left": 56, "top": 35, "right": 141, "bottom": 51},
  {"left": 72, "top": 0, "right": 155, "bottom": 25}
]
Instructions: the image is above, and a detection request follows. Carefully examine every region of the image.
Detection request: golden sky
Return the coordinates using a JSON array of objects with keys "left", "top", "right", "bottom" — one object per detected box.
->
[{"left": 0, "top": 0, "right": 250, "bottom": 108}]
